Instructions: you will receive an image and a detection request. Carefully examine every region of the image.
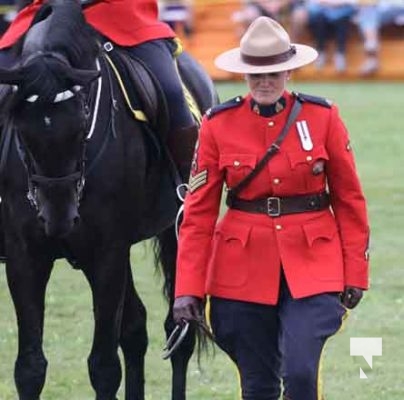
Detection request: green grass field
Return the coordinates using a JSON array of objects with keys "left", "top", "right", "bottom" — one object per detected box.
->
[{"left": 1, "top": 81, "right": 403, "bottom": 399}]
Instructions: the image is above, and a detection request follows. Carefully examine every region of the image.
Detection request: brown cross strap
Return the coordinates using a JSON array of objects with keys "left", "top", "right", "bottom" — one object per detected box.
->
[{"left": 226, "top": 97, "right": 302, "bottom": 207}]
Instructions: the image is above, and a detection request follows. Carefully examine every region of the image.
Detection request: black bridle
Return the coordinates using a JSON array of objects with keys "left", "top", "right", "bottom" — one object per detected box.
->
[
  {"left": 8, "top": 43, "right": 103, "bottom": 212},
  {"left": 7, "top": 45, "right": 117, "bottom": 214},
  {"left": 16, "top": 122, "right": 89, "bottom": 212},
  {"left": 24, "top": 142, "right": 88, "bottom": 212},
  {"left": 12, "top": 51, "right": 93, "bottom": 212}
]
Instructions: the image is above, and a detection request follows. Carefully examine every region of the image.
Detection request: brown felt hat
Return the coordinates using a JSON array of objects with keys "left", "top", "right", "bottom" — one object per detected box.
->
[{"left": 215, "top": 16, "right": 318, "bottom": 74}]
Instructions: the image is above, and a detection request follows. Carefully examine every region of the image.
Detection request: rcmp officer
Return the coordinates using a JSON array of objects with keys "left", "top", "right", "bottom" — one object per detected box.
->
[
  {"left": 173, "top": 16, "right": 370, "bottom": 400},
  {"left": 0, "top": 0, "right": 198, "bottom": 177}
]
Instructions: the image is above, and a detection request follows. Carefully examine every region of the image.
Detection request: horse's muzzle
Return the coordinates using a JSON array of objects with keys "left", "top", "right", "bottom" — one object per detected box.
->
[{"left": 38, "top": 211, "right": 80, "bottom": 238}]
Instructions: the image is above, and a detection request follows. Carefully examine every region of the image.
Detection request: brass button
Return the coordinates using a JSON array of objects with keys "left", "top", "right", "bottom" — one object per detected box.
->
[
  {"left": 275, "top": 224, "right": 282, "bottom": 230},
  {"left": 306, "top": 155, "right": 313, "bottom": 162},
  {"left": 233, "top": 160, "right": 240, "bottom": 167},
  {"left": 273, "top": 178, "right": 280, "bottom": 184},
  {"left": 268, "top": 121, "right": 275, "bottom": 127}
]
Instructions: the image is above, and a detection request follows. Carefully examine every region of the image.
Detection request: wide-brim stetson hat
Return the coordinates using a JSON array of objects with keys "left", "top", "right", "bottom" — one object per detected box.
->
[{"left": 215, "top": 16, "right": 318, "bottom": 74}]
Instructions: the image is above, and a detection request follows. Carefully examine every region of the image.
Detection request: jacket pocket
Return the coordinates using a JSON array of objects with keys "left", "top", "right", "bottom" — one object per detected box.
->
[
  {"left": 287, "top": 145, "right": 329, "bottom": 170},
  {"left": 219, "top": 154, "right": 257, "bottom": 189},
  {"left": 287, "top": 145, "right": 329, "bottom": 191},
  {"left": 209, "top": 222, "right": 252, "bottom": 287},
  {"left": 302, "top": 217, "right": 343, "bottom": 281},
  {"left": 303, "top": 218, "right": 337, "bottom": 247}
]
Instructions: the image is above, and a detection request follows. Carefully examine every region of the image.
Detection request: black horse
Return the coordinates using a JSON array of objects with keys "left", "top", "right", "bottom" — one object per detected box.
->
[{"left": 0, "top": 1, "right": 217, "bottom": 399}]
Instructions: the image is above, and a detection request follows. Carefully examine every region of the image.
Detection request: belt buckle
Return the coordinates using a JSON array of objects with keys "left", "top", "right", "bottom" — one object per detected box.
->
[{"left": 267, "top": 197, "right": 281, "bottom": 217}]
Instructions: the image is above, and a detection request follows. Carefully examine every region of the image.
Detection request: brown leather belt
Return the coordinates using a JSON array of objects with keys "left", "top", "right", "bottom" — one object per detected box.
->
[{"left": 227, "top": 192, "right": 330, "bottom": 217}]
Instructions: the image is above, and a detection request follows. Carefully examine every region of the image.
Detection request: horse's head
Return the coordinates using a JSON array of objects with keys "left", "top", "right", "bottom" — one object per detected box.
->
[{"left": 0, "top": 0, "right": 100, "bottom": 237}]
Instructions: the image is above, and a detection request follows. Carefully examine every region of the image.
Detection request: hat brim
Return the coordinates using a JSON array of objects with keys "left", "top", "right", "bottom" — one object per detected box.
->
[{"left": 214, "top": 44, "right": 318, "bottom": 74}]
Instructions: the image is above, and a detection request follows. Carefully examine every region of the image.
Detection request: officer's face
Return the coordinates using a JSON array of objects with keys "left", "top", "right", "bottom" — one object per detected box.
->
[{"left": 245, "top": 71, "right": 290, "bottom": 105}]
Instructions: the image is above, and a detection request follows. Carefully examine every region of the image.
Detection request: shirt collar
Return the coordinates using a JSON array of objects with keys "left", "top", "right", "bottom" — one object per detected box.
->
[{"left": 250, "top": 96, "right": 287, "bottom": 117}]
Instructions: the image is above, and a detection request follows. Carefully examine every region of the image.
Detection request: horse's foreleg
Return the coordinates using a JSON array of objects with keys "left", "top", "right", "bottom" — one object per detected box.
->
[
  {"left": 6, "top": 258, "right": 53, "bottom": 400},
  {"left": 83, "top": 250, "right": 128, "bottom": 400},
  {"left": 156, "top": 227, "right": 196, "bottom": 400},
  {"left": 119, "top": 263, "right": 147, "bottom": 400}
]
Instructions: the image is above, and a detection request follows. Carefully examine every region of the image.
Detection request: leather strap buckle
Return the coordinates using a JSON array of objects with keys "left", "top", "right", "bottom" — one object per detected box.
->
[{"left": 267, "top": 197, "right": 281, "bottom": 216}]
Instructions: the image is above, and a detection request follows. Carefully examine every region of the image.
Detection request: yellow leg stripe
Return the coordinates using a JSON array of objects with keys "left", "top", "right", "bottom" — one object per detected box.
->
[
  {"left": 317, "top": 308, "right": 349, "bottom": 400},
  {"left": 173, "top": 59, "right": 203, "bottom": 125},
  {"left": 173, "top": 37, "right": 184, "bottom": 57},
  {"left": 172, "top": 37, "right": 202, "bottom": 124}
]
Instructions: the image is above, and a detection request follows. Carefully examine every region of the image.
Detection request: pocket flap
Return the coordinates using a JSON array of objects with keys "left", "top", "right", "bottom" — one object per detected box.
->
[
  {"left": 303, "top": 219, "right": 337, "bottom": 247},
  {"left": 288, "top": 145, "right": 329, "bottom": 169},
  {"left": 219, "top": 154, "right": 257, "bottom": 170},
  {"left": 216, "top": 222, "right": 251, "bottom": 247}
]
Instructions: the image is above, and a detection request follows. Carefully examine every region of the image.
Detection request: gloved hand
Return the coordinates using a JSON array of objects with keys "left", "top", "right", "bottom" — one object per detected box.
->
[
  {"left": 341, "top": 286, "right": 363, "bottom": 309},
  {"left": 173, "top": 295, "right": 203, "bottom": 325}
]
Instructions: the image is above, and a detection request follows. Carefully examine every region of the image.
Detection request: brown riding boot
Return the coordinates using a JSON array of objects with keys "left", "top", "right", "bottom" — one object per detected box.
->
[{"left": 167, "top": 124, "right": 199, "bottom": 182}]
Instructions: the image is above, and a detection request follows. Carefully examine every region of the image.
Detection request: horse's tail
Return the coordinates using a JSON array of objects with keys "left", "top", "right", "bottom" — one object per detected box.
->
[
  {"left": 152, "top": 226, "right": 214, "bottom": 363},
  {"left": 152, "top": 226, "right": 177, "bottom": 302}
]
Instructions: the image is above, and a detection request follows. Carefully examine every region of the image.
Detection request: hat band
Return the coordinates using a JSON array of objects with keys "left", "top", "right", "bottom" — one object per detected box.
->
[{"left": 241, "top": 46, "right": 297, "bottom": 66}]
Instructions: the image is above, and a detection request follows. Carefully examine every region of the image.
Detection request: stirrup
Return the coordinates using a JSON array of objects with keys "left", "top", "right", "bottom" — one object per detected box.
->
[{"left": 162, "top": 321, "right": 190, "bottom": 360}]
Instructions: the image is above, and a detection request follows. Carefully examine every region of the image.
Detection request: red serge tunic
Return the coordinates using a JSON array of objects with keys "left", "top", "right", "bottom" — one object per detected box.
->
[
  {"left": 175, "top": 91, "right": 370, "bottom": 305},
  {"left": 0, "top": 0, "right": 175, "bottom": 49}
]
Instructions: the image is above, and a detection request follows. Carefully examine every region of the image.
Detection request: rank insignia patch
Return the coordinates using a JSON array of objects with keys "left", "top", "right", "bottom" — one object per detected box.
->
[
  {"left": 191, "top": 139, "right": 200, "bottom": 173},
  {"left": 189, "top": 169, "right": 208, "bottom": 193}
]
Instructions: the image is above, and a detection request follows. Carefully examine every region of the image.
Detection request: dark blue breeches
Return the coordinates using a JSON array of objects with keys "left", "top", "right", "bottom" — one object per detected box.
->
[
  {"left": 210, "top": 276, "right": 347, "bottom": 400},
  {"left": 126, "top": 38, "right": 194, "bottom": 130}
]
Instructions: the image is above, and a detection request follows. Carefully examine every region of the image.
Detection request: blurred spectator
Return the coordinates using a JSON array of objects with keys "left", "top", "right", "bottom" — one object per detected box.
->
[
  {"left": 15, "top": 0, "right": 31, "bottom": 11},
  {"left": 231, "top": 0, "right": 291, "bottom": 38},
  {"left": 0, "top": 1, "right": 17, "bottom": 36},
  {"left": 307, "top": 0, "right": 357, "bottom": 72},
  {"left": 355, "top": 0, "right": 404, "bottom": 75},
  {"left": 288, "top": 0, "right": 309, "bottom": 41},
  {"left": 158, "top": 0, "right": 194, "bottom": 38}
]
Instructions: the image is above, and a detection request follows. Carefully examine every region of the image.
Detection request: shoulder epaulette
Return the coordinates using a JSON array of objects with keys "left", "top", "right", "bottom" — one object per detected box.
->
[
  {"left": 293, "top": 92, "right": 333, "bottom": 108},
  {"left": 206, "top": 96, "right": 244, "bottom": 119}
]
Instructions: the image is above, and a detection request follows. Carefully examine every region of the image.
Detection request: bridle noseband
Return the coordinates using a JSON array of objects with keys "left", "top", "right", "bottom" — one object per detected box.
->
[{"left": 18, "top": 124, "right": 88, "bottom": 212}]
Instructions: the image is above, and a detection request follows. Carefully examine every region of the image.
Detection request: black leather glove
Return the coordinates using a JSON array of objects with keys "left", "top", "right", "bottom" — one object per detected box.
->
[
  {"left": 173, "top": 295, "right": 203, "bottom": 325},
  {"left": 341, "top": 286, "right": 363, "bottom": 309}
]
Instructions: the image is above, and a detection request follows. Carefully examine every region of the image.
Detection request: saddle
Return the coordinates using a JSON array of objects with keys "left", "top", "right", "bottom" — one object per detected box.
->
[
  {"left": 101, "top": 42, "right": 202, "bottom": 143},
  {"left": 102, "top": 43, "right": 169, "bottom": 137}
]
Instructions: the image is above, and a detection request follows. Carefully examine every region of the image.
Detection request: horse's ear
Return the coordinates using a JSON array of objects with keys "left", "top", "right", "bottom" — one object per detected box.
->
[
  {"left": 64, "top": 68, "right": 100, "bottom": 87},
  {"left": 0, "top": 66, "right": 24, "bottom": 85}
]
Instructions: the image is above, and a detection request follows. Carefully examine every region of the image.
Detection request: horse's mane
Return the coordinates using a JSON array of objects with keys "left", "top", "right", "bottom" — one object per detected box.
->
[
  {"left": 38, "top": 0, "right": 99, "bottom": 69},
  {"left": 12, "top": 0, "right": 100, "bottom": 103}
]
